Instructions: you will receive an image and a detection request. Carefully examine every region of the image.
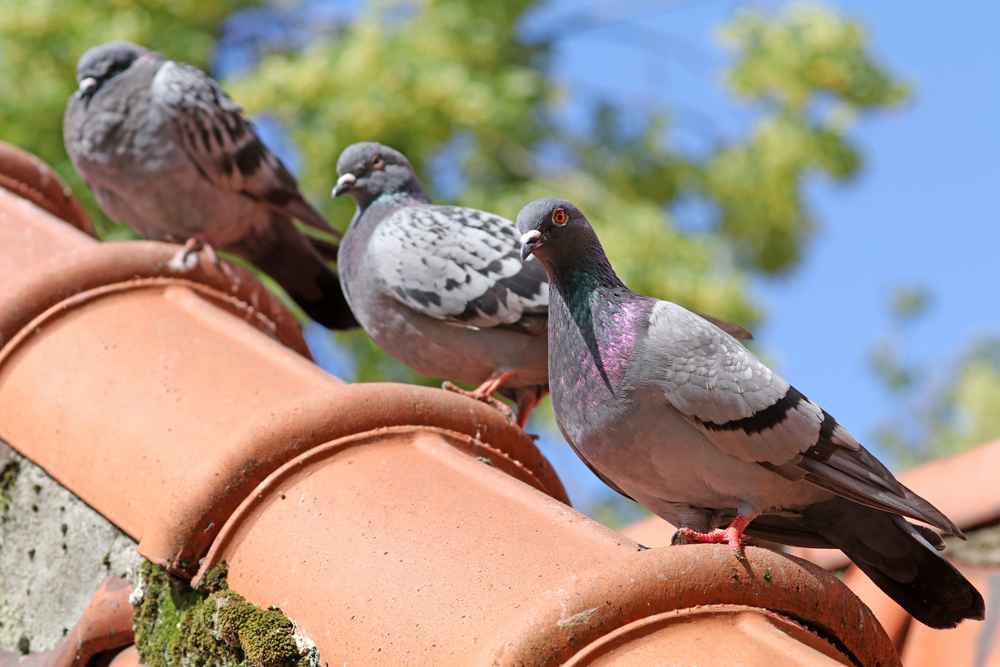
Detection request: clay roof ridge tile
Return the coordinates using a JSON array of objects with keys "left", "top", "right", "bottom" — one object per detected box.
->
[
  {"left": 0, "top": 242, "right": 310, "bottom": 357},
  {"left": 0, "top": 141, "right": 94, "bottom": 235}
]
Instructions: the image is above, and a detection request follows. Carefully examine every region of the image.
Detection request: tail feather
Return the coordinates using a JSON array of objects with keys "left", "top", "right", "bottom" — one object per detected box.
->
[
  {"left": 249, "top": 219, "right": 358, "bottom": 331},
  {"left": 300, "top": 262, "right": 359, "bottom": 330},
  {"left": 808, "top": 500, "right": 984, "bottom": 628}
]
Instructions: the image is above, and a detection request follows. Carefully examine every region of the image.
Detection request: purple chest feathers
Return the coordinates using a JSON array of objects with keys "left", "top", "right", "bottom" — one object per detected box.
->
[{"left": 549, "top": 289, "right": 651, "bottom": 416}]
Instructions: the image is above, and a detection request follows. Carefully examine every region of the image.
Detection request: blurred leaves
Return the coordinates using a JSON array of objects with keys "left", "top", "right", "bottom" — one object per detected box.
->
[
  {"left": 871, "top": 287, "right": 1000, "bottom": 466},
  {"left": 878, "top": 338, "right": 1000, "bottom": 467},
  {"left": 721, "top": 3, "right": 909, "bottom": 112},
  {"left": 710, "top": 3, "right": 908, "bottom": 272},
  {"left": 889, "top": 285, "right": 932, "bottom": 322},
  {"left": 226, "top": 1, "right": 907, "bottom": 381},
  {"left": 0, "top": 0, "right": 909, "bottom": 390},
  {"left": 869, "top": 286, "right": 932, "bottom": 394}
]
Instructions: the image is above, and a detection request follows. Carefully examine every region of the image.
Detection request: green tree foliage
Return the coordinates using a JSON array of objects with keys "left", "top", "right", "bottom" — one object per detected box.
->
[
  {"left": 0, "top": 1, "right": 907, "bottom": 386},
  {"left": 0, "top": 0, "right": 258, "bottom": 238},
  {"left": 227, "top": 1, "right": 907, "bottom": 381},
  {"left": 713, "top": 4, "right": 909, "bottom": 271},
  {"left": 871, "top": 287, "right": 1000, "bottom": 466}
]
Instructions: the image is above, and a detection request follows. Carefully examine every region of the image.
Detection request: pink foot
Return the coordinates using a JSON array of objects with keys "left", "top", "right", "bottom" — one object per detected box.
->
[
  {"left": 443, "top": 377, "right": 514, "bottom": 423},
  {"left": 470, "top": 370, "right": 516, "bottom": 400},
  {"left": 674, "top": 515, "right": 753, "bottom": 556},
  {"left": 514, "top": 386, "right": 547, "bottom": 430}
]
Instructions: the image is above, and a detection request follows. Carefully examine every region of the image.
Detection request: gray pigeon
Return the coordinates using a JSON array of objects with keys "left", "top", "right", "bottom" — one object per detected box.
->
[
  {"left": 516, "top": 196, "right": 984, "bottom": 629},
  {"left": 332, "top": 142, "right": 549, "bottom": 426},
  {"left": 63, "top": 41, "right": 357, "bottom": 330}
]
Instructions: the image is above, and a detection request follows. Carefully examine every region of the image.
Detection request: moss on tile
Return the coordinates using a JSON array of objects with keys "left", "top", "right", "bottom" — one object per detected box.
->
[
  {"left": 238, "top": 607, "right": 301, "bottom": 667},
  {"left": 132, "top": 560, "right": 318, "bottom": 667},
  {"left": 197, "top": 560, "right": 231, "bottom": 594}
]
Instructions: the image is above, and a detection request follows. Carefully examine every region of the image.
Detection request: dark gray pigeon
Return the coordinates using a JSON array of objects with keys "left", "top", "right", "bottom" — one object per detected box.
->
[
  {"left": 516, "top": 196, "right": 984, "bottom": 629},
  {"left": 332, "top": 142, "right": 549, "bottom": 426},
  {"left": 63, "top": 41, "right": 357, "bottom": 330}
]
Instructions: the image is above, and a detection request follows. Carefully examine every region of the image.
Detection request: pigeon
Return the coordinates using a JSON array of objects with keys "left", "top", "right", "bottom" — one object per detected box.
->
[
  {"left": 332, "top": 142, "right": 550, "bottom": 426},
  {"left": 516, "top": 196, "right": 984, "bottom": 629},
  {"left": 63, "top": 41, "right": 357, "bottom": 330}
]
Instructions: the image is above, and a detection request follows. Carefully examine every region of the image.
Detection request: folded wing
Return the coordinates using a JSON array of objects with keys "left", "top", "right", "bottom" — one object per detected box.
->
[
  {"left": 643, "top": 300, "right": 960, "bottom": 536},
  {"left": 370, "top": 205, "right": 548, "bottom": 333}
]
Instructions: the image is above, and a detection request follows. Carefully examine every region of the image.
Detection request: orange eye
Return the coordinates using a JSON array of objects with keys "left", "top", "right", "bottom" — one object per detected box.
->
[
  {"left": 371, "top": 156, "right": 385, "bottom": 170},
  {"left": 552, "top": 208, "right": 569, "bottom": 226}
]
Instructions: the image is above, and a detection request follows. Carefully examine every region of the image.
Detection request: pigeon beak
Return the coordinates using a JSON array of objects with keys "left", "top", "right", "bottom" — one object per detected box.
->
[
  {"left": 78, "top": 77, "right": 98, "bottom": 95},
  {"left": 332, "top": 173, "right": 357, "bottom": 198},
  {"left": 520, "top": 230, "right": 542, "bottom": 260}
]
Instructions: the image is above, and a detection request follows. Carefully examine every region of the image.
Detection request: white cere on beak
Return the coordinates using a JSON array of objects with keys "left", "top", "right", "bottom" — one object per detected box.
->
[
  {"left": 520, "top": 230, "right": 541, "bottom": 245},
  {"left": 332, "top": 172, "right": 357, "bottom": 197},
  {"left": 78, "top": 77, "right": 97, "bottom": 94},
  {"left": 519, "top": 229, "right": 543, "bottom": 260}
]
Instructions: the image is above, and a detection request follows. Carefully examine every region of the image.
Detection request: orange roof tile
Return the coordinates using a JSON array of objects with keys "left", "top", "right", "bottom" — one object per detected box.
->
[{"left": 0, "top": 141, "right": 901, "bottom": 665}]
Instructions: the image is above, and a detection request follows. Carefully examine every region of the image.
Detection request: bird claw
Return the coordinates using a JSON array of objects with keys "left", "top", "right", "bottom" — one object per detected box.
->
[
  {"left": 168, "top": 237, "right": 236, "bottom": 283},
  {"left": 168, "top": 243, "right": 201, "bottom": 273},
  {"left": 672, "top": 515, "right": 754, "bottom": 559},
  {"left": 673, "top": 527, "right": 742, "bottom": 547},
  {"left": 442, "top": 381, "right": 515, "bottom": 423}
]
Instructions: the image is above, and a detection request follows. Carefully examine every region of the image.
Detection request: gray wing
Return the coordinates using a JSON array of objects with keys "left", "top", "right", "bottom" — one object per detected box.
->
[
  {"left": 643, "top": 300, "right": 960, "bottom": 535},
  {"left": 150, "top": 60, "right": 338, "bottom": 243},
  {"left": 369, "top": 205, "right": 548, "bottom": 332},
  {"left": 691, "top": 310, "right": 752, "bottom": 340}
]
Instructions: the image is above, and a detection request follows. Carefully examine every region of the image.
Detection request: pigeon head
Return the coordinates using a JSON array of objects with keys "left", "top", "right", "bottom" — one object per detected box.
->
[
  {"left": 332, "top": 142, "right": 425, "bottom": 206},
  {"left": 75, "top": 42, "right": 149, "bottom": 102},
  {"left": 515, "top": 197, "right": 594, "bottom": 263},
  {"left": 517, "top": 196, "right": 623, "bottom": 291}
]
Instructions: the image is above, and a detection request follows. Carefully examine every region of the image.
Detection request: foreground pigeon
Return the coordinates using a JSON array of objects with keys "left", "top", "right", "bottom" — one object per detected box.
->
[
  {"left": 516, "top": 196, "right": 984, "bottom": 628},
  {"left": 64, "top": 41, "right": 356, "bottom": 329},
  {"left": 332, "top": 142, "right": 549, "bottom": 426}
]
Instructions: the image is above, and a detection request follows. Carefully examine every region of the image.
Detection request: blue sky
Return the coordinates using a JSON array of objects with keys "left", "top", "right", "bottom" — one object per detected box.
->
[{"left": 232, "top": 1, "right": 999, "bottom": 510}]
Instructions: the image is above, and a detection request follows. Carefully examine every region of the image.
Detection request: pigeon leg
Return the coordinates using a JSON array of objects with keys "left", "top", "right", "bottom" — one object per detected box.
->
[
  {"left": 514, "top": 386, "right": 547, "bottom": 429},
  {"left": 442, "top": 370, "right": 516, "bottom": 422},
  {"left": 471, "top": 370, "right": 516, "bottom": 400},
  {"left": 673, "top": 513, "right": 756, "bottom": 555}
]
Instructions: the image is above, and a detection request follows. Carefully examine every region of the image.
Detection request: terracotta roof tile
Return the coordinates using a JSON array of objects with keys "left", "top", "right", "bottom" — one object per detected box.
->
[
  {"left": 0, "top": 577, "right": 133, "bottom": 667},
  {"left": 0, "top": 142, "right": 901, "bottom": 665},
  {"left": 0, "top": 143, "right": 92, "bottom": 236}
]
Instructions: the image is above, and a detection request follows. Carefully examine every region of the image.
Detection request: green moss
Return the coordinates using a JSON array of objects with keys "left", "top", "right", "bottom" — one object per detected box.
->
[
  {"left": 0, "top": 458, "right": 20, "bottom": 513},
  {"left": 216, "top": 592, "right": 256, "bottom": 647},
  {"left": 133, "top": 560, "right": 316, "bottom": 667},
  {"left": 239, "top": 608, "right": 300, "bottom": 667},
  {"left": 197, "top": 561, "right": 230, "bottom": 594}
]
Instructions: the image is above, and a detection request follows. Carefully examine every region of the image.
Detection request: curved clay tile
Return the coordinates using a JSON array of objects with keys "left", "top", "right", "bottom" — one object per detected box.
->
[
  {"left": 0, "top": 142, "right": 93, "bottom": 236},
  {"left": 562, "top": 605, "right": 855, "bottom": 666},
  {"left": 0, "top": 144, "right": 899, "bottom": 665},
  {"left": 0, "top": 167, "right": 564, "bottom": 577},
  {"left": 0, "top": 577, "right": 134, "bottom": 667},
  {"left": 106, "top": 646, "right": 142, "bottom": 666},
  {"left": 191, "top": 424, "right": 894, "bottom": 665}
]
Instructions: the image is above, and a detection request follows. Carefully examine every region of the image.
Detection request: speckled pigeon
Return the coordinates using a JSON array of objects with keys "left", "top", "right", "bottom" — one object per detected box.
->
[
  {"left": 516, "top": 196, "right": 984, "bottom": 629},
  {"left": 63, "top": 41, "right": 357, "bottom": 330},
  {"left": 332, "top": 142, "right": 551, "bottom": 426}
]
